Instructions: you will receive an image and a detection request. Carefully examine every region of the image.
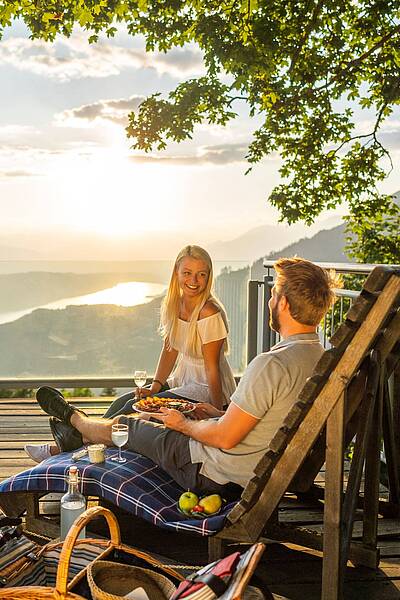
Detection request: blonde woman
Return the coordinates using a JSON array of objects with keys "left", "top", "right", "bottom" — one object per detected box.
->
[
  {"left": 146, "top": 244, "right": 236, "bottom": 409},
  {"left": 26, "top": 245, "right": 236, "bottom": 461}
]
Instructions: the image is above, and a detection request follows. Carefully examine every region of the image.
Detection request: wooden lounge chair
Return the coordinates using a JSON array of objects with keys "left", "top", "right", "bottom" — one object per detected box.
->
[{"left": 208, "top": 265, "right": 400, "bottom": 599}]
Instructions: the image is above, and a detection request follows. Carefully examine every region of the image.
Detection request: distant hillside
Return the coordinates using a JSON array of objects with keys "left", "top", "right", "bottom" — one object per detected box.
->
[
  {"left": 0, "top": 298, "right": 163, "bottom": 377},
  {"left": 0, "top": 271, "right": 167, "bottom": 313},
  {"left": 251, "top": 225, "right": 348, "bottom": 279},
  {"left": 0, "top": 244, "right": 41, "bottom": 260},
  {"left": 208, "top": 216, "right": 343, "bottom": 262}
]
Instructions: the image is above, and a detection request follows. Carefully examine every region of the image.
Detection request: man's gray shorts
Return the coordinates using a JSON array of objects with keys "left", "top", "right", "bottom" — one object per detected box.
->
[{"left": 118, "top": 415, "right": 232, "bottom": 496}]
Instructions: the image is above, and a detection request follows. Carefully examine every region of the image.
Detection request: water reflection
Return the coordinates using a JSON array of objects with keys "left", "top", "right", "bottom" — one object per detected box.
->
[{"left": 0, "top": 281, "right": 166, "bottom": 325}]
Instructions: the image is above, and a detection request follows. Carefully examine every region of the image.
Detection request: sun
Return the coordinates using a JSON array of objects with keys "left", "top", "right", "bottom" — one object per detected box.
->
[{"left": 58, "top": 149, "right": 180, "bottom": 237}]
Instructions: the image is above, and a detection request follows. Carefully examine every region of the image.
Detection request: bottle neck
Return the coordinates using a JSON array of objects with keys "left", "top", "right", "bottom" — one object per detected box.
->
[{"left": 67, "top": 474, "right": 79, "bottom": 495}]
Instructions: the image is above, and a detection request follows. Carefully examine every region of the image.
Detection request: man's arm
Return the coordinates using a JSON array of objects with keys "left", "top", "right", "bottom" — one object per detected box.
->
[{"left": 153, "top": 403, "right": 259, "bottom": 450}]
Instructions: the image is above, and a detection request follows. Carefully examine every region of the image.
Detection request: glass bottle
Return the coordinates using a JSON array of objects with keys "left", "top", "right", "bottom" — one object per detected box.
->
[{"left": 60, "top": 465, "right": 86, "bottom": 541}]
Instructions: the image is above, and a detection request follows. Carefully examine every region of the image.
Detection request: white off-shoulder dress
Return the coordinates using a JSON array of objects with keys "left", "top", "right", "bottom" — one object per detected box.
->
[{"left": 167, "top": 312, "right": 236, "bottom": 405}]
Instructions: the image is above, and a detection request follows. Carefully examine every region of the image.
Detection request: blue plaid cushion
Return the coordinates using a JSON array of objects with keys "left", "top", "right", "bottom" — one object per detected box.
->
[{"left": 0, "top": 448, "right": 238, "bottom": 536}]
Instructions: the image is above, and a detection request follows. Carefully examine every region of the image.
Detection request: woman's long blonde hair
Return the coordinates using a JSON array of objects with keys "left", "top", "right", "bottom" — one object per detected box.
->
[{"left": 160, "top": 245, "right": 229, "bottom": 356}]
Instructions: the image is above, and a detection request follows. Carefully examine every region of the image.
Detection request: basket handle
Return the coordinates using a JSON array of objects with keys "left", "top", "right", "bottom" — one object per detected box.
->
[{"left": 55, "top": 506, "right": 121, "bottom": 597}]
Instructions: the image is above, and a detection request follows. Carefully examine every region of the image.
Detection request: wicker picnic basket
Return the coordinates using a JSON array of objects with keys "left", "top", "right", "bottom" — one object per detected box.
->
[
  {"left": 87, "top": 560, "right": 177, "bottom": 600},
  {"left": 0, "top": 506, "right": 183, "bottom": 600}
]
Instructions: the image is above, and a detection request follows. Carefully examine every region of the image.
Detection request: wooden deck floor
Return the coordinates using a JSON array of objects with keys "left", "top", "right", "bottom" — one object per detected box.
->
[{"left": 1, "top": 396, "right": 400, "bottom": 599}]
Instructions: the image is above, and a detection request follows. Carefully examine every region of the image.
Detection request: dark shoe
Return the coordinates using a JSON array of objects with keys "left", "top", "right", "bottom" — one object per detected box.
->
[
  {"left": 49, "top": 417, "right": 83, "bottom": 452},
  {"left": 36, "top": 386, "right": 86, "bottom": 425}
]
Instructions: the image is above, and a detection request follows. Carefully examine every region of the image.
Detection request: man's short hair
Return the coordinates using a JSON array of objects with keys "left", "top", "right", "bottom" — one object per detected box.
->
[{"left": 274, "top": 257, "right": 341, "bottom": 326}]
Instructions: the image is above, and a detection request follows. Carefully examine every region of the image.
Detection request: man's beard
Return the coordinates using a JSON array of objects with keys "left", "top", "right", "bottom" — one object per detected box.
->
[{"left": 269, "top": 304, "right": 281, "bottom": 333}]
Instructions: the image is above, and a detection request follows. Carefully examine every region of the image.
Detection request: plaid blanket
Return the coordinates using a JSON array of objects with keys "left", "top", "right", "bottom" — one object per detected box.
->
[{"left": 0, "top": 448, "right": 238, "bottom": 536}]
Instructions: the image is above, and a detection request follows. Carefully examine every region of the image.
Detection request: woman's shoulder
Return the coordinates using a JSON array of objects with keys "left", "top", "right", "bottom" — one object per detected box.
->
[{"left": 198, "top": 301, "right": 220, "bottom": 320}]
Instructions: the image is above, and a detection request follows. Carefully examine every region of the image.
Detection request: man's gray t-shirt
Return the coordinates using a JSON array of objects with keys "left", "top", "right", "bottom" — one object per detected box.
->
[{"left": 189, "top": 333, "right": 324, "bottom": 488}]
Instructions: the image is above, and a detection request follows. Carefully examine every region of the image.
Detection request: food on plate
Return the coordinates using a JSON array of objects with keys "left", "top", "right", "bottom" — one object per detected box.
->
[
  {"left": 192, "top": 505, "right": 205, "bottom": 513},
  {"left": 133, "top": 396, "right": 195, "bottom": 414},
  {"left": 199, "top": 494, "right": 223, "bottom": 515},
  {"left": 178, "top": 490, "right": 199, "bottom": 513}
]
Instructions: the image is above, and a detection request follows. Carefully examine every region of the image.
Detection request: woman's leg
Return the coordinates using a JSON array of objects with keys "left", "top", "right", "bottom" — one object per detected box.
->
[{"left": 102, "top": 391, "right": 135, "bottom": 418}]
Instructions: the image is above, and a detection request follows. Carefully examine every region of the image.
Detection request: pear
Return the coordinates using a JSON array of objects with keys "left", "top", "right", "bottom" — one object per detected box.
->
[{"left": 199, "top": 494, "right": 222, "bottom": 515}]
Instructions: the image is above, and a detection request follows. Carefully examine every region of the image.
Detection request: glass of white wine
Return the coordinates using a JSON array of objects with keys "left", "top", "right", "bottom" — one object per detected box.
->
[
  {"left": 111, "top": 423, "right": 129, "bottom": 463},
  {"left": 134, "top": 369, "right": 147, "bottom": 399}
]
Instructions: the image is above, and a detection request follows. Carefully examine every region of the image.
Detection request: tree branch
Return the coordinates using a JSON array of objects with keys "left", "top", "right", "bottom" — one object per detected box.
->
[
  {"left": 288, "top": 0, "right": 325, "bottom": 75},
  {"left": 338, "top": 23, "right": 400, "bottom": 74},
  {"left": 227, "top": 95, "right": 249, "bottom": 105},
  {"left": 329, "top": 101, "right": 393, "bottom": 172},
  {"left": 315, "top": 23, "right": 400, "bottom": 93}
]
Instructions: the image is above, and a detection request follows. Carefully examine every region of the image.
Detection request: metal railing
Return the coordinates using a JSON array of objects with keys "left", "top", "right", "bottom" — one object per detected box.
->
[
  {"left": 0, "top": 377, "right": 135, "bottom": 391},
  {"left": 246, "top": 261, "right": 394, "bottom": 364}
]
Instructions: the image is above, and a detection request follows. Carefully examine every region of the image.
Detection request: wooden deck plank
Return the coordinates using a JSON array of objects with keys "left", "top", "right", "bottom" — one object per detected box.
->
[{"left": 0, "top": 395, "right": 114, "bottom": 482}]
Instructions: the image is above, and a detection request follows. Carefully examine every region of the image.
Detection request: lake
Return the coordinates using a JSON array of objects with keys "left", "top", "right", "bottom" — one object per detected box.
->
[{"left": 0, "top": 281, "right": 166, "bottom": 325}]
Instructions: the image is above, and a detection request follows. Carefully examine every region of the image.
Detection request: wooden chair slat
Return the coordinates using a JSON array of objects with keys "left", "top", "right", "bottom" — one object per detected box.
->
[
  {"left": 268, "top": 428, "right": 291, "bottom": 454},
  {"left": 363, "top": 266, "right": 396, "bottom": 293},
  {"left": 346, "top": 291, "right": 378, "bottom": 323},
  {"left": 223, "top": 502, "right": 250, "bottom": 526},
  {"left": 252, "top": 450, "right": 277, "bottom": 479},
  {"left": 312, "top": 349, "right": 342, "bottom": 377},
  {"left": 282, "top": 404, "right": 306, "bottom": 430},
  {"left": 240, "top": 478, "right": 263, "bottom": 504},
  {"left": 330, "top": 321, "right": 359, "bottom": 349},
  {"left": 297, "top": 376, "right": 324, "bottom": 404}
]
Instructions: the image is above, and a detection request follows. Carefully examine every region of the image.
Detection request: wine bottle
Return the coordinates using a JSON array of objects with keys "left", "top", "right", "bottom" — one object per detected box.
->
[{"left": 60, "top": 465, "right": 86, "bottom": 541}]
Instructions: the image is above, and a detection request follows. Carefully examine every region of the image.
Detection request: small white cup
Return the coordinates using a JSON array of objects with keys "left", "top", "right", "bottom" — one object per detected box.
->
[{"left": 88, "top": 444, "right": 106, "bottom": 463}]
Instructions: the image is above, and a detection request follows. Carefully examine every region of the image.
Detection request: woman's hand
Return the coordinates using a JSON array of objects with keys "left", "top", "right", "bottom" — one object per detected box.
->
[{"left": 133, "top": 387, "right": 153, "bottom": 399}]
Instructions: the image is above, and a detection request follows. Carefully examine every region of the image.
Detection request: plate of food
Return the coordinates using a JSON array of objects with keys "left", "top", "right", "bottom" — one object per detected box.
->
[{"left": 132, "top": 396, "right": 196, "bottom": 415}]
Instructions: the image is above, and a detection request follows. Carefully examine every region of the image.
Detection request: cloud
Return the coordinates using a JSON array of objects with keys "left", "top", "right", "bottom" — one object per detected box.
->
[
  {"left": 0, "top": 170, "right": 40, "bottom": 178},
  {"left": 0, "top": 125, "right": 40, "bottom": 141},
  {"left": 55, "top": 96, "right": 146, "bottom": 127},
  {"left": 0, "top": 35, "right": 204, "bottom": 81},
  {"left": 130, "top": 143, "right": 249, "bottom": 166},
  {"left": 377, "top": 131, "right": 400, "bottom": 150}
]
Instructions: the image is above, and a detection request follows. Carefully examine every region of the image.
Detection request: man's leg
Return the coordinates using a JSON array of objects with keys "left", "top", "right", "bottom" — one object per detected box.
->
[
  {"left": 69, "top": 413, "right": 237, "bottom": 497},
  {"left": 70, "top": 412, "right": 115, "bottom": 445},
  {"left": 117, "top": 416, "right": 229, "bottom": 496}
]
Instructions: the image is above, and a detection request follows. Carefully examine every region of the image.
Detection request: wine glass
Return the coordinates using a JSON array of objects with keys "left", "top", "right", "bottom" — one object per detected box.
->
[
  {"left": 111, "top": 423, "right": 129, "bottom": 463},
  {"left": 134, "top": 369, "right": 147, "bottom": 399}
]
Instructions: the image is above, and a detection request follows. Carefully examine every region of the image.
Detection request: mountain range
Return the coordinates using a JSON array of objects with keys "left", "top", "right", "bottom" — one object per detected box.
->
[
  {"left": 0, "top": 218, "right": 343, "bottom": 263},
  {"left": 251, "top": 225, "right": 349, "bottom": 279},
  {"left": 208, "top": 215, "right": 343, "bottom": 261}
]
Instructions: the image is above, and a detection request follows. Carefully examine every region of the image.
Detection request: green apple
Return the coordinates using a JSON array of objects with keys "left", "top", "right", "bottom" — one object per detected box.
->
[
  {"left": 178, "top": 490, "right": 199, "bottom": 513},
  {"left": 199, "top": 494, "right": 222, "bottom": 515}
]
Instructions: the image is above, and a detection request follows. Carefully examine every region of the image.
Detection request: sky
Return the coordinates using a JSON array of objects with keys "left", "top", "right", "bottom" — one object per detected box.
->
[{"left": 0, "top": 19, "right": 399, "bottom": 260}]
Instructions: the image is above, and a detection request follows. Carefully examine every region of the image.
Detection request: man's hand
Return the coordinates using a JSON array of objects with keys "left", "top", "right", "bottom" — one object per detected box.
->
[
  {"left": 151, "top": 407, "right": 187, "bottom": 431},
  {"left": 193, "top": 403, "right": 225, "bottom": 420},
  {"left": 152, "top": 403, "right": 259, "bottom": 450}
]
